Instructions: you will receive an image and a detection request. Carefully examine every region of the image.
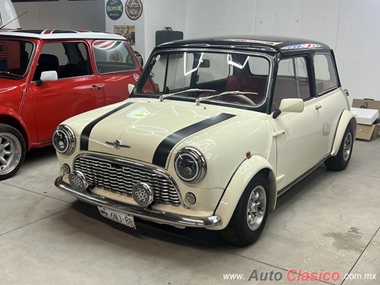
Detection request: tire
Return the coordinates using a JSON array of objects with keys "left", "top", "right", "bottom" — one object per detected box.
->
[
  {"left": 0, "top": 124, "right": 26, "bottom": 180},
  {"left": 324, "top": 124, "right": 353, "bottom": 171},
  {"left": 221, "top": 173, "right": 270, "bottom": 246}
]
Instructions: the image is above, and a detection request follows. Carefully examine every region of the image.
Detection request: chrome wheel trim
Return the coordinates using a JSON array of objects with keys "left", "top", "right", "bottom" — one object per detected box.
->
[
  {"left": 246, "top": 185, "right": 267, "bottom": 231},
  {"left": 0, "top": 132, "right": 22, "bottom": 175},
  {"left": 343, "top": 132, "right": 353, "bottom": 162}
]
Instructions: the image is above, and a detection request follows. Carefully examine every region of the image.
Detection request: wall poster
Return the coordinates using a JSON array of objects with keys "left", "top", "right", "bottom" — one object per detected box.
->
[
  {"left": 125, "top": 0, "right": 143, "bottom": 21},
  {"left": 114, "top": 24, "right": 135, "bottom": 46},
  {"left": 106, "top": 0, "right": 123, "bottom": 20}
]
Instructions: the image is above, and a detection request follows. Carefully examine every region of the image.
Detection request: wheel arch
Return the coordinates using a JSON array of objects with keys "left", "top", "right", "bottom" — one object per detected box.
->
[
  {"left": 213, "top": 155, "right": 277, "bottom": 230},
  {"left": 331, "top": 110, "right": 357, "bottom": 157},
  {"left": 0, "top": 113, "right": 30, "bottom": 151}
]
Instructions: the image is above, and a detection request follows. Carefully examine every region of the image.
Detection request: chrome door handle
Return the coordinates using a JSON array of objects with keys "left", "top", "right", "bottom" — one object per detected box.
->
[
  {"left": 91, "top": 84, "right": 104, "bottom": 90},
  {"left": 315, "top": 104, "right": 322, "bottom": 110}
]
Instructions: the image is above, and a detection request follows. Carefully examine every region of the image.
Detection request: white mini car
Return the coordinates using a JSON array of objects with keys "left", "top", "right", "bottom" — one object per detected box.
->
[{"left": 53, "top": 36, "right": 356, "bottom": 246}]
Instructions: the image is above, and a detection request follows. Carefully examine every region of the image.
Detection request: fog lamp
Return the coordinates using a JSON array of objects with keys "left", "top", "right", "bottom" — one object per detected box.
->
[
  {"left": 68, "top": 171, "right": 88, "bottom": 192},
  {"left": 132, "top": 182, "right": 154, "bottom": 207}
]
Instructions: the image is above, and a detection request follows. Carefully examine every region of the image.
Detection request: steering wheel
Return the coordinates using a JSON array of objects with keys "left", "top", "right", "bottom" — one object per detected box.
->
[{"left": 224, "top": 94, "right": 256, "bottom": 106}]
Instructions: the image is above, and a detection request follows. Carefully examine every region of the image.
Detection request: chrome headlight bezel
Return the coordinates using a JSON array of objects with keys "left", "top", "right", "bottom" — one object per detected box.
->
[
  {"left": 52, "top": 125, "right": 76, "bottom": 155},
  {"left": 174, "top": 147, "right": 207, "bottom": 183}
]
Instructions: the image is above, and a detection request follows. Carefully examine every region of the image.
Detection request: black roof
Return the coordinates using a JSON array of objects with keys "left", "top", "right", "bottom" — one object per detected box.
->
[{"left": 157, "top": 35, "right": 331, "bottom": 53}]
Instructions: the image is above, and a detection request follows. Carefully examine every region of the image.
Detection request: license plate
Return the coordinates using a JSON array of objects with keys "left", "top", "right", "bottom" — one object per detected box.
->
[{"left": 97, "top": 206, "right": 136, "bottom": 229}]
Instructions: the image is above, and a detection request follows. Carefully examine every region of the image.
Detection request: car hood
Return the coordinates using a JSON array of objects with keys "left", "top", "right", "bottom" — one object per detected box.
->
[{"left": 66, "top": 98, "right": 272, "bottom": 175}]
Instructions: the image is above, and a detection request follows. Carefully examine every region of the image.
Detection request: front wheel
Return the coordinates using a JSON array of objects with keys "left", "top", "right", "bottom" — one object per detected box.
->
[
  {"left": 325, "top": 124, "right": 353, "bottom": 171},
  {"left": 221, "top": 173, "right": 270, "bottom": 246},
  {"left": 0, "top": 124, "right": 26, "bottom": 180}
]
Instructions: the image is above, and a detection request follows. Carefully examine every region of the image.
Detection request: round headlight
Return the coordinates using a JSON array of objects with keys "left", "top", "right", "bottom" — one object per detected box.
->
[
  {"left": 52, "top": 125, "right": 76, "bottom": 155},
  {"left": 174, "top": 147, "right": 206, "bottom": 183}
]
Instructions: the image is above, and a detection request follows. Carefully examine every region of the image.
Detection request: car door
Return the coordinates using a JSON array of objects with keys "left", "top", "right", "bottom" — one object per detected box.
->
[
  {"left": 29, "top": 40, "right": 106, "bottom": 144},
  {"left": 271, "top": 56, "right": 327, "bottom": 191},
  {"left": 91, "top": 39, "right": 141, "bottom": 105}
]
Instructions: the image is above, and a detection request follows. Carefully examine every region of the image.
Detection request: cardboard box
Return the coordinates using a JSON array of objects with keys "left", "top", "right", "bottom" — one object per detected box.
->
[
  {"left": 352, "top": 98, "right": 380, "bottom": 140},
  {"left": 356, "top": 123, "right": 380, "bottom": 140},
  {"left": 351, "top": 107, "right": 379, "bottom": 125},
  {"left": 352, "top": 98, "right": 380, "bottom": 110}
]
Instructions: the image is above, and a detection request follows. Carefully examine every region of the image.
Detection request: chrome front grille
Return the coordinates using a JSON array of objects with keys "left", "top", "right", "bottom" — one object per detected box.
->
[{"left": 74, "top": 155, "right": 181, "bottom": 206}]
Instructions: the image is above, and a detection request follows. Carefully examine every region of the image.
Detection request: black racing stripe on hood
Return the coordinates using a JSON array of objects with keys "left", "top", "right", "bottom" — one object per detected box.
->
[
  {"left": 80, "top": 102, "right": 134, "bottom": 150},
  {"left": 152, "top": 113, "right": 235, "bottom": 168}
]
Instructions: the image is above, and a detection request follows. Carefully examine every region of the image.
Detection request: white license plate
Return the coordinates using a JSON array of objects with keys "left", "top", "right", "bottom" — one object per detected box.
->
[{"left": 97, "top": 206, "right": 136, "bottom": 229}]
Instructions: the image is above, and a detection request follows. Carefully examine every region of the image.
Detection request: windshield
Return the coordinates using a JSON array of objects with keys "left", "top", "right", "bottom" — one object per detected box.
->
[
  {"left": 136, "top": 50, "right": 271, "bottom": 109},
  {"left": 0, "top": 39, "right": 34, "bottom": 78}
]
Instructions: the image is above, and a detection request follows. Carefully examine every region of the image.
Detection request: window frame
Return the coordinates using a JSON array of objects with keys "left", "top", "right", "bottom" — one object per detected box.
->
[
  {"left": 271, "top": 55, "right": 314, "bottom": 112},
  {"left": 313, "top": 52, "right": 339, "bottom": 96}
]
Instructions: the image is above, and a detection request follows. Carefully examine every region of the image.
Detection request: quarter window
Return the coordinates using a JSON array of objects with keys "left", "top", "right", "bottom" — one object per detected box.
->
[
  {"left": 314, "top": 53, "right": 338, "bottom": 95},
  {"left": 92, "top": 40, "right": 137, "bottom": 74}
]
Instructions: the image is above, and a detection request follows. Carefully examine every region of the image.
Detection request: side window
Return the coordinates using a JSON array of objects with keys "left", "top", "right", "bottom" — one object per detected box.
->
[
  {"left": 33, "top": 41, "right": 91, "bottom": 81},
  {"left": 272, "top": 57, "right": 311, "bottom": 111},
  {"left": 92, "top": 40, "right": 137, "bottom": 74},
  {"left": 314, "top": 53, "right": 338, "bottom": 95},
  {"left": 33, "top": 43, "right": 64, "bottom": 81}
]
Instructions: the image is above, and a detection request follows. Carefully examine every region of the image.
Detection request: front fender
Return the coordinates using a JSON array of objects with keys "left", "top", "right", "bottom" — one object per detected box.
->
[
  {"left": 331, "top": 109, "right": 357, "bottom": 156},
  {"left": 0, "top": 105, "right": 31, "bottom": 150},
  {"left": 212, "top": 155, "right": 276, "bottom": 230}
]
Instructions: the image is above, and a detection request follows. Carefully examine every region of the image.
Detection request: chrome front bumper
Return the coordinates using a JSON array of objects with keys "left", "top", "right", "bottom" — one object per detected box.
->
[{"left": 54, "top": 176, "right": 221, "bottom": 228}]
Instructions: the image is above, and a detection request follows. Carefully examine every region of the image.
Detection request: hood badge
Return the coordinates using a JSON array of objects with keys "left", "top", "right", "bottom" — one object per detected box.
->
[{"left": 106, "top": 140, "right": 131, "bottom": 149}]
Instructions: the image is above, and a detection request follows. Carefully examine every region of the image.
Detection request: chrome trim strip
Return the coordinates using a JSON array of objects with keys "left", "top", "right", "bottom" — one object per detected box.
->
[
  {"left": 277, "top": 154, "right": 330, "bottom": 197},
  {"left": 55, "top": 176, "right": 221, "bottom": 228}
]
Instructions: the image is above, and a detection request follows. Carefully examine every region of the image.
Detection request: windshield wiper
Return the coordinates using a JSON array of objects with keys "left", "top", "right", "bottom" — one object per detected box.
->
[
  {"left": 0, "top": 71, "right": 21, "bottom": 78},
  {"left": 159, "top": 88, "right": 217, "bottom": 102},
  {"left": 195, "top": 90, "right": 258, "bottom": 106}
]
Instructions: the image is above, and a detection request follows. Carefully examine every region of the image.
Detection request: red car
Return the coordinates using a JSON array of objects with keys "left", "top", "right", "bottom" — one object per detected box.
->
[{"left": 0, "top": 29, "right": 142, "bottom": 180}]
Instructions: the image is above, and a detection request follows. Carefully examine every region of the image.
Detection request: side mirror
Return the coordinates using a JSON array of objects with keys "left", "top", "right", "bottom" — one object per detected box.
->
[
  {"left": 36, "top": 70, "right": 58, "bottom": 86},
  {"left": 273, "top": 98, "right": 304, "bottom": 119},
  {"left": 128, "top": 83, "right": 135, "bottom": 94}
]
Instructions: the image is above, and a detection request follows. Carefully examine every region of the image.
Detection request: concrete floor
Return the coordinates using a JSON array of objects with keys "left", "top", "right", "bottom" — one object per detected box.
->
[{"left": 0, "top": 139, "right": 379, "bottom": 285}]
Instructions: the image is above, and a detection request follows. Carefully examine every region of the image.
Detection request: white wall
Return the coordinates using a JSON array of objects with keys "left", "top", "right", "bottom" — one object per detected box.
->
[
  {"left": 184, "top": 0, "right": 380, "bottom": 102},
  {"left": 104, "top": 0, "right": 186, "bottom": 63},
  {"left": 143, "top": 0, "right": 186, "bottom": 59},
  {"left": 12, "top": 0, "right": 380, "bottom": 101},
  {"left": 13, "top": 0, "right": 104, "bottom": 31}
]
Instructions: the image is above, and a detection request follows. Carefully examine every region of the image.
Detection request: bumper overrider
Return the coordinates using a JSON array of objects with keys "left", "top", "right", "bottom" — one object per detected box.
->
[{"left": 54, "top": 175, "right": 221, "bottom": 228}]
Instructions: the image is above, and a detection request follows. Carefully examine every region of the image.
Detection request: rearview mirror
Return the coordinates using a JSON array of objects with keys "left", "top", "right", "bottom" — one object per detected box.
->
[{"left": 200, "top": 59, "right": 210, "bottom": 68}]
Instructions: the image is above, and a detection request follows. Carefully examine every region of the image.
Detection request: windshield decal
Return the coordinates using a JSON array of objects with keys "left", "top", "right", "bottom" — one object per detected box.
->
[
  {"left": 184, "top": 52, "right": 204, "bottom": 76},
  {"left": 282, "top": 43, "right": 322, "bottom": 50}
]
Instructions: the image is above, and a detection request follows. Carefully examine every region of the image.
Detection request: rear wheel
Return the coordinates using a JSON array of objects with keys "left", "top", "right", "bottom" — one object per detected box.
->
[
  {"left": 221, "top": 173, "right": 269, "bottom": 246},
  {"left": 325, "top": 124, "right": 353, "bottom": 171},
  {"left": 0, "top": 124, "right": 26, "bottom": 180}
]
